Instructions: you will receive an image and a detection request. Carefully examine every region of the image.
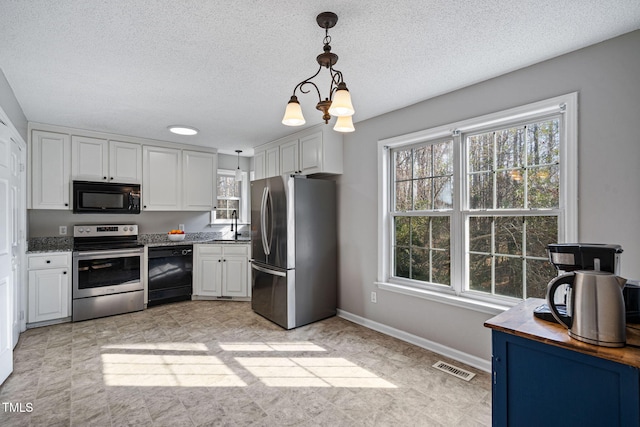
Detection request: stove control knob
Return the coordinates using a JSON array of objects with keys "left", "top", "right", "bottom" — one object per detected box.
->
[
  {"left": 123, "top": 226, "right": 129, "bottom": 232},
  {"left": 77, "top": 227, "right": 84, "bottom": 233}
]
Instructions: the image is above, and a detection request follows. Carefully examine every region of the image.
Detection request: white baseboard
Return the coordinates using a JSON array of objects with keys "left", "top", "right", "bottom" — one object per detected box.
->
[{"left": 337, "top": 309, "right": 491, "bottom": 373}]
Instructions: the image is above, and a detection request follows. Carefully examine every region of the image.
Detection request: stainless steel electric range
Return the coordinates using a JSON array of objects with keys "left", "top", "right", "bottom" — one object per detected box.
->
[{"left": 72, "top": 224, "right": 144, "bottom": 321}]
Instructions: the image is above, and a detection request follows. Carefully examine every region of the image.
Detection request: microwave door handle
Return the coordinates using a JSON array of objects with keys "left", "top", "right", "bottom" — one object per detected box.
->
[{"left": 261, "top": 186, "right": 270, "bottom": 256}]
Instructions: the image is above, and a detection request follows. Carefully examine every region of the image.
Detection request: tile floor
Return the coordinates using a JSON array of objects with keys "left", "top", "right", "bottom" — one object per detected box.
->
[{"left": 0, "top": 301, "right": 491, "bottom": 426}]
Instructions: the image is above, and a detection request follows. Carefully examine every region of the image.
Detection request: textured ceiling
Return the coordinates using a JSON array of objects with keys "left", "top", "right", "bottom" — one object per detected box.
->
[{"left": 1, "top": 1, "right": 639, "bottom": 155}]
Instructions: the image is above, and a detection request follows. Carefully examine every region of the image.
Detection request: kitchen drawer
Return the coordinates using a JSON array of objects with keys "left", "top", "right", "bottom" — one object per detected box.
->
[
  {"left": 223, "top": 245, "right": 249, "bottom": 256},
  {"left": 28, "top": 253, "right": 71, "bottom": 270},
  {"left": 196, "top": 245, "right": 223, "bottom": 255}
]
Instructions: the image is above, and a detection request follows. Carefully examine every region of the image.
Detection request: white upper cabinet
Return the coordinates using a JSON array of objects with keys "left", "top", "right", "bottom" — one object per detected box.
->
[
  {"left": 30, "top": 125, "right": 217, "bottom": 212},
  {"left": 253, "top": 125, "right": 343, "bottom": 178},
  {"left": 182, "top": 150, "right": 217, "bottom": 211},
  {"left": 72, "top": 136, "right": 142, "bottom": 183},
  {"left": 253, "top": 150, "right": 266, "bottom": 181},
  {"left": 71, "top": 136, "right": 107, "bottom": 181},
  {"left": 31, "top": 130, "right": 71, "bottom": 209},
  {"left": 109, "top": 140, "right": 142, "bottom": 183},
  {"left": 142, "top": 146, "right": 182, "bottom": 210},
  {"left": 265, "top": 146, "right": 280, "bottom": 178},
  {"left": 279, "top": 138, "right": 299, "bottom": 175},
  {"left": 299, "top": 131, "right": 323, "bottom": 174}
]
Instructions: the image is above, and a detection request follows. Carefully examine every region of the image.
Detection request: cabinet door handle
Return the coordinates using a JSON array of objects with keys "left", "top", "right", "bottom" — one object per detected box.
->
[
  {"left": 218, "top": 259, "right": 221, "bottom": 262},
  {"left": 103, "top": 176, "right": 107, "bottom": 180},
  {"left": 63, "top": 271, "right": 67, "bottom": 275},
  {"left": 65, "top": 203, "right": 69, "bottom": 207},
  {"left": 46, "top": 260, "right": 51, "bottom": 264},
  {"left": 110, "top": 177, "right": 114, "bottom": 180}
]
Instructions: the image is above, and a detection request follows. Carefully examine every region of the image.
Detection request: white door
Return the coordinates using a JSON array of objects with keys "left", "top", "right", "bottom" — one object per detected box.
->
[
  {"left": 0, "top": 124, "right": 14, "bottom": 384},
  {"left": 10, "top": 138, "right": 25, "bottom": 346}
]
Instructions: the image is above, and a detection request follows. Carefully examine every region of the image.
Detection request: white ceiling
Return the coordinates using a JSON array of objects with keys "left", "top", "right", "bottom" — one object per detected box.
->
[{"left": 1, "top": 1, "right": 639, "bottom": 156}]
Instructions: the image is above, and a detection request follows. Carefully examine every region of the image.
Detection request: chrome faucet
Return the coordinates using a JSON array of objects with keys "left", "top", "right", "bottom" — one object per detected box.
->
[{"left": 231, "top": 209, "right": 239, "bottom": 240}]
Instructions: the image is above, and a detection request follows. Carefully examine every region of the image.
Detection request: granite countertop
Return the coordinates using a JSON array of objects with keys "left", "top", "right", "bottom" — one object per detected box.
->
[
  {"left": 485, "top": 298, "right": 640, "bottom": 369},
  {"left": 27, "top": 237, "right": 73, "bottom": 254},
  {"left": 145, "top": 238, "right": 251, "bottom": 247},
  {"left": 27, "top": 234, "right": 250, "bottom": 253}
]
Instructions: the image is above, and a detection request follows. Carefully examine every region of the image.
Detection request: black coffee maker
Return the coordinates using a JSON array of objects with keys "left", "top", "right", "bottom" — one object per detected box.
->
[{"left": 534, "top": 243, "right": 639, "bottom": 322}]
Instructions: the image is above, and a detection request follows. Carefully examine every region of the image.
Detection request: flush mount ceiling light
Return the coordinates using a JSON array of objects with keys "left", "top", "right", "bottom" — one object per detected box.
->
[
  {"left": 235, "top": 150, "right": 243, "bottom": 181},
  {"left": 282, "top": 11, "right": 355, "bottom": 133},
  {"left": 168, "top": 125, "right": 199, "bottom": 136}
]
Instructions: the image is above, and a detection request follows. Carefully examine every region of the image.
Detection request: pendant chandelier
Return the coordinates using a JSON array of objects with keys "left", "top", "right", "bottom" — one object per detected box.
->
[
  {"left": 281, "top": 11, "right": 355, "bottom": 133},
  {"left": 234, "top": 150, "right": 242, "bottom": 181}
]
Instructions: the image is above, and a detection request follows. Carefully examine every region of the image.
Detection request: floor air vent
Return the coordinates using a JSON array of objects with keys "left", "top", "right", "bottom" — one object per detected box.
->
[{"left": 432, "top": 361, "right": 476, "bottom": 381}]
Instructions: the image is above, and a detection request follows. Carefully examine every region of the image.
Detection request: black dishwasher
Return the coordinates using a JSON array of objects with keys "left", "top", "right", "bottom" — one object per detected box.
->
[{"left": 148, "top": 245, "right": 193, "bottom": 307}]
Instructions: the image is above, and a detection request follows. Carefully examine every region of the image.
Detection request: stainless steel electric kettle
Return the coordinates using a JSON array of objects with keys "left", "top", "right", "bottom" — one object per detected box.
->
[{"left": 546, "top": 270, "right": 627, "bottom": 347}]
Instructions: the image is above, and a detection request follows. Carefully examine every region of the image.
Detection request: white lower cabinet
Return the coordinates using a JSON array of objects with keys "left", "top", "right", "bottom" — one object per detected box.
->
[
  {"left": 194, "top": 244, "right": 249, "bottom": 298},
  {"left": 27, "top": 252, "right": 71, "bottom": 324}
]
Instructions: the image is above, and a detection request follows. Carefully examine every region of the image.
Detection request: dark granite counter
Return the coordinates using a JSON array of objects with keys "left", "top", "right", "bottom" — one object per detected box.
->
[
  {"left": 27, "top": 233, "right": 250, "bottom": 253},
  {"left": 27, "top": 237, "right": 73, "bottom": 253}
]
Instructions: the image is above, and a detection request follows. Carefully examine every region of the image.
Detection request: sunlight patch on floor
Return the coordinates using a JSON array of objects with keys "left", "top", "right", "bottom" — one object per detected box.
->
[
  {"left": 101, "top": 342, "right": 209, "bottom": 352},
  {"left": 218, "top": 341, "right": 326, "bottom": 352},
  {"left": 235, "top": 356, "right": 397, "bottom": 388},
  {"left": 100, "top": 342, "right": 396, "bottom": 389},
  {"left": 101, "top": 353, "right": 247, "bottom": 387}
]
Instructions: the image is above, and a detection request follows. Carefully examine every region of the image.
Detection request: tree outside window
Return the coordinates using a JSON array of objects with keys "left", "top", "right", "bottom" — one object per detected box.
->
[
  {"left": 389, "top": 115, "right": 567, "bottom": 301},
  {"left": 215, "top": 171, "right": 241, "bottom": 221}
]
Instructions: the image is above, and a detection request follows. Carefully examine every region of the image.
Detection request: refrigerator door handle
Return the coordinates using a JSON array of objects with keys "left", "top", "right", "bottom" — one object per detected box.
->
[
  {"left": 251, "top": 262, "right": 286, "bottom": 277},
  {"left": 260, "top": 186, "right": 270, "bottom": 256}
]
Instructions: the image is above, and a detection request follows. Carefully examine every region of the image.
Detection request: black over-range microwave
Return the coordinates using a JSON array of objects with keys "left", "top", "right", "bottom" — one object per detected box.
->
[{"left": 72, "top": 181, "right": 141, "bottom": 214}]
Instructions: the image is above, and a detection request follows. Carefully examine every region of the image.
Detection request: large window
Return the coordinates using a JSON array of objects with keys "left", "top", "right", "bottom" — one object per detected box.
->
[
  {"left": 393, "top": 140, "right": 453, "bottom": 286},
  {"left": 378, "top": 94, "right": 577, "bottom": 309}
]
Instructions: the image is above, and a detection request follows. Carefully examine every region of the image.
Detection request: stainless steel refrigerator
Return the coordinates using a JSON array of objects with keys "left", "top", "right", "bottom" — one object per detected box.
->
[{"left": 251, "top": 175, "right": 336, "bottom": 329}]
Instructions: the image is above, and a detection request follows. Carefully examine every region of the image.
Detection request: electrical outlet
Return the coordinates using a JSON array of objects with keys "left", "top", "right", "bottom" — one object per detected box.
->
[
  {"left": 371, "top": 291, "right": 377, "bottom": 303},
  {"left": 178, "top": 224, "right": 185, "bottom": 231},
  {"left": 59, "top": 226, "right": 67, "bottom": 235}
]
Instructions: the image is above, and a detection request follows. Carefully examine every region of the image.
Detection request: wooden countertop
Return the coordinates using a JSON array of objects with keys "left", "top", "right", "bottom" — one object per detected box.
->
[{"left": 484, "top": 298, "right": 640, "bottom": 369}]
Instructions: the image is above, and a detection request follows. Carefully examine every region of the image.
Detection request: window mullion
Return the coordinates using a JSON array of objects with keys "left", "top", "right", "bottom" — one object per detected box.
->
[{"left": 490, "top": 217, "right": 496, "bottom": 296}]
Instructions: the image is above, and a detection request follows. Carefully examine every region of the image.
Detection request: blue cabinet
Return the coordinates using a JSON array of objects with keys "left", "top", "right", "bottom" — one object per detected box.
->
[{"left": 491, "top": 330, "right": 640, "bottom": 427}]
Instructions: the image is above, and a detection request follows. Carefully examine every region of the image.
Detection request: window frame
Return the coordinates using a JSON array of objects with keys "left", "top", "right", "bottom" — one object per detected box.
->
[
  {"left": 212, "top": 168, "right": 249, "bottom": 224},
  {"left": 377, "top": 93, "right": 578, "bottom": 313}
]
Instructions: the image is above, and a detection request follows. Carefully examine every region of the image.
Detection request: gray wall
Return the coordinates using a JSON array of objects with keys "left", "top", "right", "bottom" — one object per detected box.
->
[
  {"left": 336, "top": 30, "right": 640, "bottom": 362},
  {"left": 0, "top": 68, "right": 28, "bottom": 141}
]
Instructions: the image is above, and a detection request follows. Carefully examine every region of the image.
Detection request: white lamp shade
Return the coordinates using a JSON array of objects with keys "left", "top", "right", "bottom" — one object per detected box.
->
[
  {"left": 282, "top": 100, "right": 306, "bottom": 126},
  {"left": 328, "top": 88, "right": 354, "bottom": 117},
  {"left": 333, "top": 115, "right": 355, "bottom": 132},
  {"left": 235, "top": 168, "right": 242, "bottom": 181}
]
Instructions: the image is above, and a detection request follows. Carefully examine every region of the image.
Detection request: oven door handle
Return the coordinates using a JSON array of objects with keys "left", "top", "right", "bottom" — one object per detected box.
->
[{"left": 74, "top": 248, "right": 144, "bottom": 258}]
